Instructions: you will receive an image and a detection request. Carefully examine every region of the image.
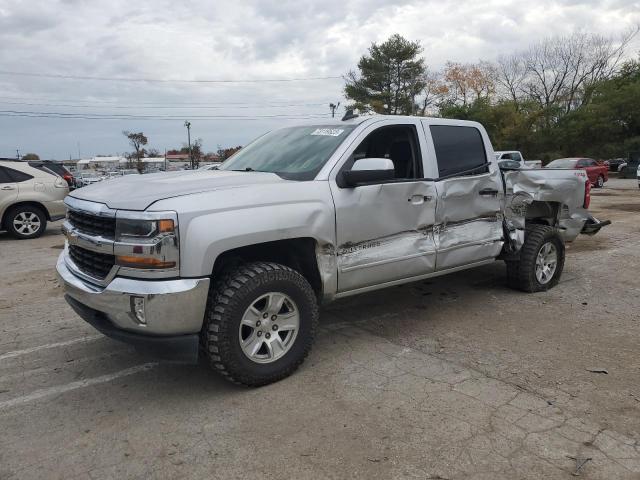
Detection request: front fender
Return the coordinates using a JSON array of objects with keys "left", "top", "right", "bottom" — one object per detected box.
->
[
  {"left": 186, "top": 201, "right": 335, "bottom": 276},
  {"left": 150, "top": 181, "right": 337, "bottom": 295}
]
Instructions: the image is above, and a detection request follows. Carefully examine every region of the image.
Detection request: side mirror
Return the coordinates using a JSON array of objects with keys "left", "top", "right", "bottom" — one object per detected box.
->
[
  {"left": 342, "top": 158, "right": 395, "bottom": 187},
  {"left": 498, "top": 160, "right": 521, "bottom": 171}
]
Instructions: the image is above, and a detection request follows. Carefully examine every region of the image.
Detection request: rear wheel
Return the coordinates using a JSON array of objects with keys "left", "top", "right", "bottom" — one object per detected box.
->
[
  {"left": 596, "top": 175, "right": 604, "bottom": 188},
  {"left": 5, "top": 205, "right": 47, "bottom": 239},
  {"left": 506, "top": 225, "right": 565, "bottom": 292},
  {"left": 202, "top": 262, "right": 318, "bottom": 386}
]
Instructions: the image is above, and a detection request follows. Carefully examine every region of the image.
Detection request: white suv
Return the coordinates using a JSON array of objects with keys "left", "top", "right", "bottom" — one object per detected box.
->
[{"left": 0, "top": 160, "right": 69, "bottom": 239}]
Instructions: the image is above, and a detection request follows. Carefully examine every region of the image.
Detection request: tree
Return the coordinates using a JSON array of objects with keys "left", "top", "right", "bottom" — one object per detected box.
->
[
  {"left": 217, "top": 145, "right": 242, "bottom": 159},
  {"left": 417, "top": 70, "right": 448, "bottom": 115},
  {"left": 344, "top": 34, "right": 426, "bottom": 115},
  {"left": 496, "top": 54, "right": 528, "bottom": 107},
  {"left": 441, "top": 61, "right": 496, "bottom": 106},
  {"left": 188, "top": 138, "right": 203, "bottom": 167},
  {"left": 123, "top": 131, "right": 148, "bottom": 172},
  {"left": 21, "top": 153, "right": 40, "bottom": 160},
  {"left": 495, "top": 30, "right": 636, "bottom": 115},
  {"left": 556, "top": 59, "right": 640, "bottom": 158}
]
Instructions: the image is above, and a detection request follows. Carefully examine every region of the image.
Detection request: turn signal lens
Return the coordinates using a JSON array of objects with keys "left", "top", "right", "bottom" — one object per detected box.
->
[
  {"left": 157, "top": 219, "right": 175, "bottom": 233},
  {"left": 116, "top": 255, "right": 176, "bottom": 269}
]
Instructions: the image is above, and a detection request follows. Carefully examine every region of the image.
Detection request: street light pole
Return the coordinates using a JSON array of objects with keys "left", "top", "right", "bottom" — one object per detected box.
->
[
  {"left": 184, "top": 121, "right": 193, "bottom": 169},
  {"left": 329, "top": 102, "right": 340, "bottom": 118}
]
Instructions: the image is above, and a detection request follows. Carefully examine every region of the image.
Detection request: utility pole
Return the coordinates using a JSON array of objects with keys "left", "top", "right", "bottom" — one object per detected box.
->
[
  {"left": 184, "top": 121, "right": 193, "bottom": 169},
  {"left": 329, "top": 102, "right": 340, "bottom": 118}
]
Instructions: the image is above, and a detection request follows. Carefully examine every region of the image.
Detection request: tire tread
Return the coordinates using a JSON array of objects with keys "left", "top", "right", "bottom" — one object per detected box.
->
[
  {"left": 506, "top": 224, "right": 565, "bottom": 293},
  {"left": 203, "top": 261, "right": 318, "bottom": 387}
]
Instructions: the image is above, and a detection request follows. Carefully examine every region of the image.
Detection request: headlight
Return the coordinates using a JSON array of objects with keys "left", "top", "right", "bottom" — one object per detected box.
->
[
  {"left": 114, "top": 212, "right": 179, "bottom": 271},
  {"left": 116, "top": 218, "right": 174, "bottom": 241}
]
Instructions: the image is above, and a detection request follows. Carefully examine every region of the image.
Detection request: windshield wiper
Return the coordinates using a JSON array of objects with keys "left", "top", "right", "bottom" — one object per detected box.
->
[{"left": 231, "top": 167, "right": 255, "bottom": 172}]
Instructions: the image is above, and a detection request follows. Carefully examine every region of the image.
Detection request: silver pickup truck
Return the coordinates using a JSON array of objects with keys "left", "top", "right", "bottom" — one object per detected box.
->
[{"left": 56, "top": 115, "right": 608, "bottom": 386}]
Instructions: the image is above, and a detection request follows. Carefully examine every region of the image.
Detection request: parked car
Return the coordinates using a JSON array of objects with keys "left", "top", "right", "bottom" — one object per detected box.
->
[
  {"left": 619, "top": 152, "right": 640, "bottom": 179},
  {"left": 546, "top": 157, "right": 608, "bottom": 188},
  {"left": 494, "top": 151, "right": 542, "bottom": 168},
  {"left": 0, "top": 160, "right": 68, "bottom": 239},
  {"left": 604, "top": 158, "right": 627, "bottom": 172},
  {"left": 28, "top": 161, "right": 74, "bottom": 188},
  {"left": 75, "top": 171, "right": 103, "bottom": 187},
  {"left": 198, "top": 163, "right": 223, "bottom": 171},
  {"left": 57, "top": 115, "right": 608, "bottom": 386}
]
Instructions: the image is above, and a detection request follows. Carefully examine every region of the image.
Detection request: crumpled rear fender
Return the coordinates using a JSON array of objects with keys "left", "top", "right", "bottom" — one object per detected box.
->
[{"left": 502, "top": 169, "right": 599, "bottom": 248}]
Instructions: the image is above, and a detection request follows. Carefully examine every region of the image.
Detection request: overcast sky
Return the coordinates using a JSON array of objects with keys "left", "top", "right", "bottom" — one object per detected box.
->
[{"left": 0, "top": 0, "right": 639, "bottom": 159}]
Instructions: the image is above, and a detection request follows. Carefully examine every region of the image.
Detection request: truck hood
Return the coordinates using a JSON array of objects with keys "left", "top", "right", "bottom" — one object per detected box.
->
[{"left": 69, "top": 170, "right": 287, "bottom": 210}]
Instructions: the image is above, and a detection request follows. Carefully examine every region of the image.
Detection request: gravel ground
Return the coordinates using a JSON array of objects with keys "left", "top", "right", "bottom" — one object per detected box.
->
[{"left": 0, "top": 178, "right": 638, "bottom": 479}]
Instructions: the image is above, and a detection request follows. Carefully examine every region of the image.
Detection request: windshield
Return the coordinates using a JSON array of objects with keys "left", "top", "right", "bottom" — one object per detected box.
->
[
  {"left": 546, "top": 159, "right": 577, "bottom": 168},
  {"left": 219, "top": 125, "right": 355, "bottom": 180}
]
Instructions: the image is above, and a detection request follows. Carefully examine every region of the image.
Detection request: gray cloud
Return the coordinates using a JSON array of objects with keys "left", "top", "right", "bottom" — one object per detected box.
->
[{"left": 0, "top": 0, "right": 638, "bottom": 158}]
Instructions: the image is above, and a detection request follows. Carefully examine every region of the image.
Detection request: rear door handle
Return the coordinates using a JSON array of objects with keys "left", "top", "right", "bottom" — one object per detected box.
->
[
  {"left": 479, "top": 188, "right": 499, "bottom": 197},
  {"left": 408, "top": 195, "right": 433, "bottom": 205},
  {"left": 1, "top": 185, "right": 16, "bottom": 190}
]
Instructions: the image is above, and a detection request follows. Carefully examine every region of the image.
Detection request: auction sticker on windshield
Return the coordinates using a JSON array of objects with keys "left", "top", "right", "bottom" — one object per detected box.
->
[{"left": 311, "top": 128, "right": 344, "bottom": 136}]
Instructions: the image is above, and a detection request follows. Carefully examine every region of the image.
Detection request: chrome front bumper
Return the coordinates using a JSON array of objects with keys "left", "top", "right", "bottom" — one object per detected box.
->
[{"left": 56, "top": 250, "right": 210, "bottom": 336}]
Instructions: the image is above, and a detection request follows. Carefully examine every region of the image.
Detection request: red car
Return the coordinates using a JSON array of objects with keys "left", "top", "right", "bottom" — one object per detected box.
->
[{"left": 546, "top": 158, "right": 608, "bottom": 188}]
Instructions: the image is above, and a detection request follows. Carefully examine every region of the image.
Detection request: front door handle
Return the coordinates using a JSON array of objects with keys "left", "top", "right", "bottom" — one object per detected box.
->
[
  {"left": 479, "top": 188, "right": 499, "bottom": 197},
  {"left": 1, "top": 185, "right": 16, "bottom": 190}
]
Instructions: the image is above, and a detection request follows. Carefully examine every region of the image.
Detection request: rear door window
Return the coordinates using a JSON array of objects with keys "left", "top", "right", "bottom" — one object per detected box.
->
[
  {"left": 430, "top": 125, "right": 488, "bottom": 178},
  {"left": 5, "top": 167, "right": 33, "bottom": 182},
  {"left": 0, "top": 167, "right": 14, "bottom": 183}
]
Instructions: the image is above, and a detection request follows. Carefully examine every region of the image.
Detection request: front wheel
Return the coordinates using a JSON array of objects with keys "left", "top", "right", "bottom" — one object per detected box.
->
[
  {"left": 506, "top": 225, "right": 565, "bottom": 292},
  {"left": 596, "top": 175, "right": 604, "bottom": 188},
  {"left": 202, "top": 262, "right": 318, "bottom": 386}
]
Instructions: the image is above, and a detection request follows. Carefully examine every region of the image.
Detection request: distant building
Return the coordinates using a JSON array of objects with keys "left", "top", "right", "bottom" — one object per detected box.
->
[
  {"left": 165, "top": 153, "right": 190, "bottom": 162},
  {"left": 77, "top": 156, "right": 127, "bottom": 170}
]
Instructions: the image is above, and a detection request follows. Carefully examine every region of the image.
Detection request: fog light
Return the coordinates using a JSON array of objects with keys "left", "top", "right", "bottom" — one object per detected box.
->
[{"left": 130, "top": 296, "right": 146, "bottom": 324}]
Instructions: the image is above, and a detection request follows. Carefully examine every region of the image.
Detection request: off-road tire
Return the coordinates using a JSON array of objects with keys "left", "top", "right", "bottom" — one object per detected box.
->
[
  {"left": 202, "top": 262, "right": 318, "bottom": 386},
  {"left": 596, "top": 175, "right": 604, "bottom": 188},
  {"left": 506, "top": 225, "right": 565, "bottom": 293},
  {"left": 5, "top": 205, "right": 47, "bottom": 239}
]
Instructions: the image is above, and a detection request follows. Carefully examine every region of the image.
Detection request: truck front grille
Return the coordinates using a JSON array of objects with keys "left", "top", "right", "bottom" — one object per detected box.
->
[
  {"left": 69, "top": 245, "right": 115, "bottom": 280},
  {"left": 68, "top": 210, "right": 116, "bottom": 238}
]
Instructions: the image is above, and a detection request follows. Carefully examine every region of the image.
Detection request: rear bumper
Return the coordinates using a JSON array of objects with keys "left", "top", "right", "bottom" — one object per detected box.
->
[
  {"left": 44, "top": 199, "right": 67, "bottom": 220},
  {"left": 580, "top": 214, "right": 611, "bottom": 236}
]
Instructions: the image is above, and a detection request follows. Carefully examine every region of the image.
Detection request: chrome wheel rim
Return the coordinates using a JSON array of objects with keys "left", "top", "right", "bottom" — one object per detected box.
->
[
  {"left": 535, "top": 242, "right": 558, "bottom": 285},
  {"left": 13, "top": 212, "right": 41, "bottom": 235},
  {"left": 597, "top": 177, "right": 604, "bottom": 187},
  {"left": 239, "top": 292, "right": 300, "bottom": 364}
]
